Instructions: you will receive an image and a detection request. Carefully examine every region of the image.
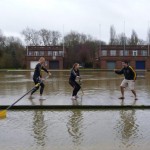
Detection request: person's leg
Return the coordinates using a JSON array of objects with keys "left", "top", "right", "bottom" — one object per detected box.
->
[
  {"left": 40, "top": 82, "right": 45, "bottom": 96},
  {"left": 74, "top": 81, "right": 81, "bottom": 96},
  {"left": 131, "top": 90, "right": 137, "bottom": 100},
  {"left": 129, "top": 80, "right": 137, "bottom": 100},
  {"left": 30, "top": 86, "right": 39, "bottom": 95},
  {"left": 120, "top": 86, "right": 125, "bottom": 99},
  {"left": 69, "top": 80, "right": 76, "bottom": 97},
  {"left": 30, "top": 79, "right": 39, "bottom": 95},
  {"left": 119, "top": 79, "right": 127, "bottom": 99}
]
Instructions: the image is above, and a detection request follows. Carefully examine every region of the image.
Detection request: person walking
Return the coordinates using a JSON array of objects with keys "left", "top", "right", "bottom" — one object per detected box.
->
[
  {"left": 29, "top": 57, "right": 51, "bottom": 100},
  {"left": 69, "top": 63, "right": 81, "bottom": 100},
  {"left": 114, "top": 61, "right": 137, "bottom": 100}
]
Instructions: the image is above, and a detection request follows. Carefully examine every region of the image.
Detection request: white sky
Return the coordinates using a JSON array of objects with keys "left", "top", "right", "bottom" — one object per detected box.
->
[{"left": 0, "top": 0, "right": 150, "bottom": 43}]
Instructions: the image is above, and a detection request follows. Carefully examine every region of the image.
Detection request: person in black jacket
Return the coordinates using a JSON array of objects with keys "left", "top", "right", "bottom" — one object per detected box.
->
[
  {"left": 69, "top": 63, "right": 81, "bottom": 100},
  {"left": 29, "top": 57, "right": 51, "bottom": 100},
  {"left": 114, "top": 61, "right": 137, "bottom": 100}
]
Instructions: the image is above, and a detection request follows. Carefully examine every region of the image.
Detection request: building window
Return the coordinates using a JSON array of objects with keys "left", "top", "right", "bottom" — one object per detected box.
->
[
  {"left": 119, "top": 50, "right": 124, "bottom": 56},
  {"left": 34, "top": 51, "right": 39, "bottom": 56},
  {"left": 40, "top": 51, "right": 44, "bottom": 56},
  {"left": 124, "top": 50, "right": 129, "bottom": 56},
  {"left": 48, "top": 51, "right": 53, "bottom": 56},
  {"left": 133, "top": 50, "right": 138, "bottom": 56},
  {"left": 110, "top": 50, "right": 116, "bottom": 56},
  {"left": 58, "top": 51, "right": 64, "bottom": 56},
  {"left": 53, "top": 51, "right": 58, "bottom": 56},
  {"left": 102, "top": 50, "right": 107, "bottom": 56},
  {"left": 28, "top": 51, "right": 33, "bottom": 56},
  {"left": 141, "top": 50, "right": 147, "bottom": 56}
]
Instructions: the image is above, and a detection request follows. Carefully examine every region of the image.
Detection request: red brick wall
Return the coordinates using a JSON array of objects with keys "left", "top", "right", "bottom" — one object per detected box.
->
[{"left": 99, "top": 56, "right": 150, "bottom": 70}]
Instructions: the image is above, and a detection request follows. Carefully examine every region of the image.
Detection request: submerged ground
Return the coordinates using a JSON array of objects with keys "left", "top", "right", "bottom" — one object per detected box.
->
[{"left": 0, "top": 70, "right": 150, "bottom": 150}]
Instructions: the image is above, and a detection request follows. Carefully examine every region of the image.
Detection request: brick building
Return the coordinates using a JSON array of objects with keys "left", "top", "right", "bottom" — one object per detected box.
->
[
  {"left": 94, "top": 45, "right": 150, "bottom": 70},
  {"left": 25, "top": 46, "right": 65, "bottom": 69}
]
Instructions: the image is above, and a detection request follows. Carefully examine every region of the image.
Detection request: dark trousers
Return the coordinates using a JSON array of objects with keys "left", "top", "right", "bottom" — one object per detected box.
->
[
  {"left": 69, "top": 80, "right": 81, "bottom": 96},
  {"left": 31, "top": 78, "right": 45, "bottom": 95}
]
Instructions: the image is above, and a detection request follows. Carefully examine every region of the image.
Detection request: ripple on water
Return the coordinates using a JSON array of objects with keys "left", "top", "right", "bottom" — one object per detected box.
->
[{"left": 0, "top": 110, "right": 150, "bottom": 150}]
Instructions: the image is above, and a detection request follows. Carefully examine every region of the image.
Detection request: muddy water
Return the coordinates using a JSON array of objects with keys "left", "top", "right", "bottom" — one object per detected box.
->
[
  {"left": 0, "top": 71, "right": 150, "bottom": 149},
  {"left": 0, "top": 70, "right": 149, "bottom": 105},
  {"left": 0, "top": 109, "right": 150, "bottom": 150}
]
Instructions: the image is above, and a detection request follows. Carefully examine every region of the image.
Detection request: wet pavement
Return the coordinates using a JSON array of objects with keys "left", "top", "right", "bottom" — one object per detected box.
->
[{"left": 0, "top": 70, "right": 149, "bottom": 107}]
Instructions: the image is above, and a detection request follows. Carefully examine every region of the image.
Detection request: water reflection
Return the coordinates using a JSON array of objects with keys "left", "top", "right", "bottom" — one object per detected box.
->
[
  {"left": 32, "top": 110, "right": 47, "bottom": 148},
  {"left": 67, "top": 110, "right": 84, "bottom": 147},
  {"left": 115, "top": 109, "right": 140, "bottom": 149}
]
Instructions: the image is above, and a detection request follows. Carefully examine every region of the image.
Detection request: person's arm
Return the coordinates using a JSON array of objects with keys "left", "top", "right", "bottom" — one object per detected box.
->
[
  {"left": 129, "top": 66, "right": 136, "bottom": 81},
  {"left": 71, "top": 69, "right": 77, "bottom": 78},
  {"left": 76, "top": 69, "right": 80, "bottom": 77},
  {"left": 114, "top": 68, "right": 124, "bottom": 75},
  {"left": 41, "top": 66, "right": 51, "bottom": 76}
]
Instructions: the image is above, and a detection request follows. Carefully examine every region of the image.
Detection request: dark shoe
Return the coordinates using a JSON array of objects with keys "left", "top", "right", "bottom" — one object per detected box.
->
[{"left": 118, "top": 97, "right": 125, "bottom": 99}]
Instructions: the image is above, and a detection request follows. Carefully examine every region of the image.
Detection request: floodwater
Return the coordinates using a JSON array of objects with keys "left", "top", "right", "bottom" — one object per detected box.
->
[
  {"left": 0, "top": 70, "right": 150, "bottom": 150},
  {"left": 0, "top": 70, "right": 149, "bottom": 105},
  {"left": 1, "top": 109, "right": 150, "bottom": 150}
]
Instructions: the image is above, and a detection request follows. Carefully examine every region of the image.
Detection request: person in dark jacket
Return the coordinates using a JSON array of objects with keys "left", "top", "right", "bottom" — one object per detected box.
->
[
  {"left": 69, "top": 63, "right": 81, "bottom": 100},
  {"left": 29, "top": 57, "right": 51, "bottom": 100},
  {"left": 114, "top": 61, "right": 137, "bottom": 100}
]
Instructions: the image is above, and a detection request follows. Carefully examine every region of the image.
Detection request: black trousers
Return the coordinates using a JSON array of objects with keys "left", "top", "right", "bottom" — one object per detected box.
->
[
  {"left": 69, "top": 79, "right": 81, "bottom": 96},
  {"left": 31, "top": 78, "right": 45, "bottom": 95}
]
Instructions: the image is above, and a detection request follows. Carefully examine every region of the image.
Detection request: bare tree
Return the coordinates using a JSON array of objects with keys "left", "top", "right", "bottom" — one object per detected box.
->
[
  {"left": 22, "top": 28, "right": 61, "bottom": 46},
  {"left": 147, "top": 28, "right": 150, "bottom": 45},
  {"left": 51, "top": 31, "right": 61, "bottom": 45},
  {"left": 22, "top": 28, "right": 41, "bottom": 46},
  {"left": 109, "top": 25, "right": 117, "bottom": 45},
  {"left": 129, "top": 30, "right": 139, "bottom": 45},
  {"left": 39, "top": 29, "right": 52, "bottom": 46},
  {"left": 0, "top": 30, "right": 6, "bottom": 47}
]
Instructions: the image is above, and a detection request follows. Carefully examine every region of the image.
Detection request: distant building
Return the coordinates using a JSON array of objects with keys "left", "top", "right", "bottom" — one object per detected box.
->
[
  {"left": 94, "top": 45, "right": 150, "bottom": 70},
  {"left": 25, "top": 46, "right": 65, "bottom": 69}
]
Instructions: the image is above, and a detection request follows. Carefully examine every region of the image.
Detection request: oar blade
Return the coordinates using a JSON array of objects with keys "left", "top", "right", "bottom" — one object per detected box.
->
[{"left": 0, "top": 110, "right": 7, "bottom": 118}]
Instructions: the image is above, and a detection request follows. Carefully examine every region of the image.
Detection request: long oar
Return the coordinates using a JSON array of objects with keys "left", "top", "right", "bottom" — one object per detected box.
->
[{"left": 0, "top": 76, "right": 49, "bottom": 118}]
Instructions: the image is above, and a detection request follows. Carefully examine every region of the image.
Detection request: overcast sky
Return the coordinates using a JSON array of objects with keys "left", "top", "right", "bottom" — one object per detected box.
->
[{"left": 0, "top": 0, "right": 150, "bottom": 43}]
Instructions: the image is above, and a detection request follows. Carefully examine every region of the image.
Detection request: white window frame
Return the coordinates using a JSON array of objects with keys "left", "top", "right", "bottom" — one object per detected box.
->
[
  {"left": 141, "top": 50, "right": 147, "bottom": 56},
  {"left": 133, "top": 50, "right": 138, "bottom": 56},
  {"left": 58, "top": 51, "right": 64, "bottom": 56},
  {"left": 48, "top": 51, "right": 53, "bottom": 56},
  {"left": 40, "top": 51, "right": 44, "bottom": 56},
  {"left": 34, "top": 51, "right": 39, "bottom": 56},
  {"left": 124, "top": 50, "right": 129, "bottom": 56},
  {"left": 101, "top": 50, "right": 107, "bottom": 56},
  {"left": 110, "top": 50, "right": 116, "bottom": 56},
  {"left": 119, "top": 50, "right": 124, "bottom": 56},
  {"left": 28, "top": 51, "right": 33, "bottom": 56},
  {"left": 53, "top": 51, "right": 58, "bottom": 56}
]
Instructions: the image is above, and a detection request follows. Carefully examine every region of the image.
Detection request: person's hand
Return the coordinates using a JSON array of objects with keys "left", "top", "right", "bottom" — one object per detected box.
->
[
  {"left": 38, "top": 77, "right": 44, "bottom": 83},
  {"left": 48, "top": 72, "right": 52, "bottom": 76},
  {"left": 41, "top": 78, "right": 45, "bottom": 81},
  {"left": 77, "top": 76, "right": 82, "bottom": 80}
]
